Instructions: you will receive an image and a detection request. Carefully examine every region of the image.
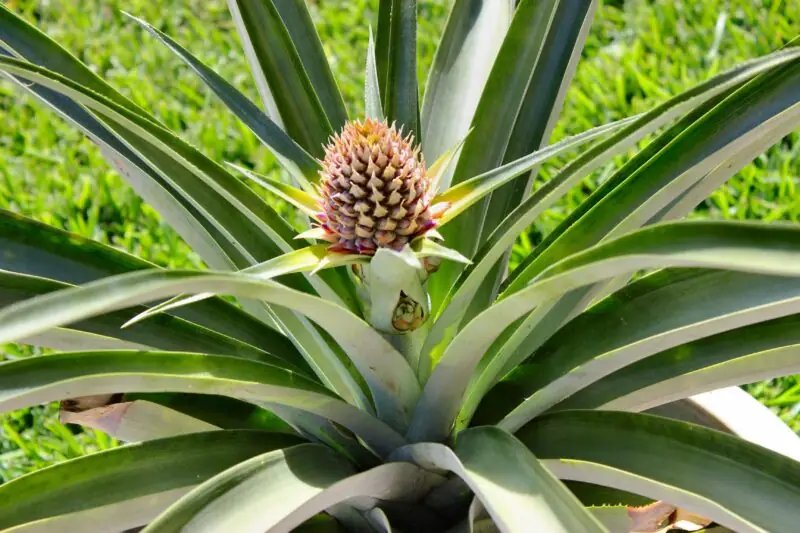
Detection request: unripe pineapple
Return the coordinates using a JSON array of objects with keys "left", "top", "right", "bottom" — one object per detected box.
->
[{"left": 318, "top": 119, "right": 441, "bottom": 255}]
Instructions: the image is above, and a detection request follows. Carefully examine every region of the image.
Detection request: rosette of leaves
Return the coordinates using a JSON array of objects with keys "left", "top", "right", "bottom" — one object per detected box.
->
[{"left": 0, "top": 1, "right": 800, "bottom": 532}]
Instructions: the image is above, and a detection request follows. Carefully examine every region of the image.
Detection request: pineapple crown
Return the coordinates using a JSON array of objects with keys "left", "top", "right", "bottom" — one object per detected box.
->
[{"left": 316, "top": 119, "right": 442, "bottom": 255}]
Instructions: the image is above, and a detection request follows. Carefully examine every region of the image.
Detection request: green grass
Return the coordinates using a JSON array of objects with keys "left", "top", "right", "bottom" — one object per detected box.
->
[{"left": 1, "top": 0, "right": 799, "bottom": 480}]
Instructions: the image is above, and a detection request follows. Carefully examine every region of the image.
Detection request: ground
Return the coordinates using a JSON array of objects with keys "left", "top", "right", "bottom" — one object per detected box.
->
[{"left": 0, "top": 0, "right": 798, "bottom": 480}]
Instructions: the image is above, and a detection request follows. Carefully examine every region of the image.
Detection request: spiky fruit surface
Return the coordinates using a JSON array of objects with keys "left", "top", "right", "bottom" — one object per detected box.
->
[{"left": 319, "top": 119, "right": 438, "bottom": 254}]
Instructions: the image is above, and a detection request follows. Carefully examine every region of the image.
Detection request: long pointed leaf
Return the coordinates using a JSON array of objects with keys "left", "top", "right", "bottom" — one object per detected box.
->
[
  {"left": 0, "top": 270, "right": 420, "bottom": 433},
  {"left": 383, "top": 0, "right": 419, "bottom": 137},
  {"left": 408, "top": 221, "right": 800, "bottom": 441},
  {"left": 144, "top": 445, "right": 438, "bottom": 533},
  {"left": 424, "top": 46, "right": 800, "bottom": 379},
  {"left": 365, "top": 27, "right": 384, "bottom": 121},
  {"left": 562, "top": 314, "right": 800, "bottom": 413},
  {"left": 505, "top": 51, "right": 800, "bottom": 293},
  {"left": 225, "top": 0, "right": 333, "bottom": 157},
  {"left": 0, "top": 351, "right": 404, "bottom": 457},
  {"left": 0, "top": 208, "right": 296, "bottom": 352},
  {"left": 429, "top": 0, "right": 560, "bottom": 314},
  {"left": 0, "top": 430, "right": 302, "bottom": 532},
  {"left": 125, "top": 12, "right": 319, "bottom": 188},
  {"left": 0, "top": 271, "right": 296, "bottom": 368},
  {"left": 519, "top": 410, "right": 800, "bottom": 533},
  {"left": 421, "top": 0, "right": 513, "bottom": 168},
  {"left": 394, "top": 426, "right": 605, "bottom": 532},
  {"left": 268, "top": 0, "right": 348, "bottom": 131},
  {"left": 474, "top": 269, "right": 800, "bottom": 427}
]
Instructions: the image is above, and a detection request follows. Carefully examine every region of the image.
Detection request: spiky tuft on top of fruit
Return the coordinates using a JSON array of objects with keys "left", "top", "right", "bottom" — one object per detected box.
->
[{"left": 318, "top": 119, "right": 442, "bottom": 255}]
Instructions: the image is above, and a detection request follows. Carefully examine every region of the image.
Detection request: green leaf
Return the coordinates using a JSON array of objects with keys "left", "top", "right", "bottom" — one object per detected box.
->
[
  {"left": 394, "top": 426, "right": 606, "bottom": 532},
  {"left": 0, "top": 56, "right": 298, "bottom": 263},
  {"left": 0, "top": 4, "right": 148, "bottom": 117},
  {"left": 434, "top": 115, "right": 637, "bottom": 226},
  {"left": 519, "top": 410, "right": 800, "bottom": 533},
  {"left": 0, "top": 430, "right": 303, "bottom": 532},
  {"left": 60, "top": 399, "right": 220, "bottom": 442},
  {"left": 225, "top": 0, "right": 335, "bottom": 157},
  {"left": 375, "top": 0, "right": 393, "bottom": 102},
  {"left": 123, "top": 392, "right": 295, "bottom": 434},
  {"left": 408, "top": 221, "right": 800, "bottom": 442},
  {"left": 0, "top": 351, "right": 404, "bottom": 457},
  {"left": 0, "top": 54, "right": 363, "bottom": 367},
  {"left": 144, "top": 445, "right": 438, "bottom": 532},
  {"left": 383, "top": 0, "right": 420, "bottom": 137},
  {"left": 228, "top": 163, "right": 322, "bottom": 218},
  {"left": 0, "top": 55, "right": 239, "bottom": 273},
  {"left": 496, "top": 269, "right": 800, "bottom": 432},
  {"left": 417, "top": 45, "right": 800, "bottom": 381},
  {"left": 0, "top": 269, "right": 420, "bottom": 434},
  {"left": 480, "top": 0, "right": 598, "bottom": 249},
  {"left": 414, "top": 239, "right": 471, "bottom": 266},
  {"left": 142, "top": 444, "right": 353, "bottom": 532},
  {"left": 365, "top": 27, "right": 384, "bottom": 121},
  {"left": 0, "top": 208, "right": 297, "bottom": 352},
  {"left": 429, "top": 0, "right": 560, "bottom": 314},
  {"left": 428, "top": 131, "right": 471, "bottom": 194},
  {"left": 267, "top": 0, "right": 348, "bottom": 131},
  {"left": 13, "top": 327, "right": 146, "bottom": 352},
  {"left": 504, "top": 52, "right": 800, "bottom": 294},
  {"left": 125, "top": 244, "right": 365, "bottom": 327},
  {"left": 554, "top": 292, "right": 800, "bottom": 414},
  {"left": 0, "top": 271, "right": 297, "bottom": 369},
  {"left": 491, "top": 51, "right": 800, "bottom": 388},
  {"left": 420, "top": 0, "right": 513, "bottom": 170},
  {"left": 124, "top": 12, "right": 320, "bottom": 188},
  {"left": 466, "top": 0, "right": 599, "bottom": 336}
]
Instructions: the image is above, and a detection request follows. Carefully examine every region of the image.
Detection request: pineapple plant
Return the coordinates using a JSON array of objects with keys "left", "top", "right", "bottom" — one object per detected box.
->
[{"left": 0, "top": 0, "right": 800, "bottom": 531}]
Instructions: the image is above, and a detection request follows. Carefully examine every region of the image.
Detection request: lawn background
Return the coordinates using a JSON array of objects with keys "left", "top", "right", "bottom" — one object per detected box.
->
[{"left": 1, "top": 0, "right": 799, "bottom": 481}]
